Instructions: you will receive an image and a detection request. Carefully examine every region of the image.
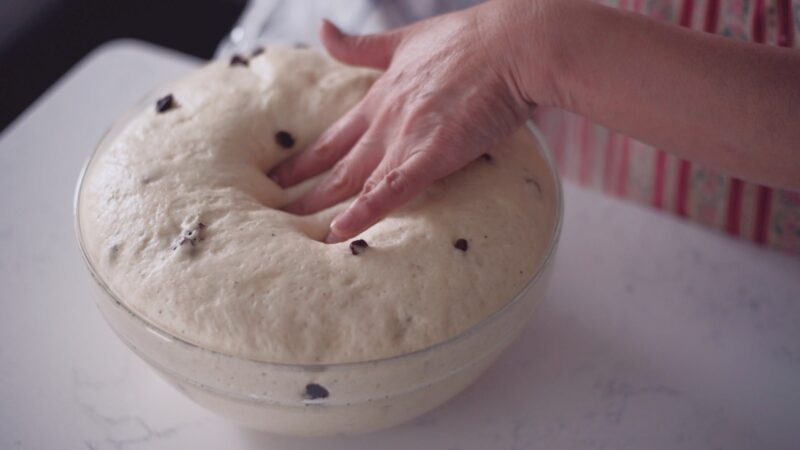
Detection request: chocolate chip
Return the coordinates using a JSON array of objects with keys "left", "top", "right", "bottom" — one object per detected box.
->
[
  {"left": 350, "top": 239, "right": 368, "bottom": 255},
  {"left": 275, "top": 131, "right": 295, "bottom": 149},
  {"left": 454, "top": 238, "right": 468, "bottom": 252},
  {"left": 251, "top": 46, "right": 265, "bottom": 57},
  {"left": 155, "top": 94, "right": 175, "bottom": 113},
  {"left": 229, "top": 54, "right": 249, "bottom": 67},
  {"left": 481, "top": 153, "right": 493, "bottom": 162},
  {"left": 304, "top": 383, "right": 329, "bottom": 400},
  {"left": 294, "top": 42, "right": 309, "bottom": 49}
]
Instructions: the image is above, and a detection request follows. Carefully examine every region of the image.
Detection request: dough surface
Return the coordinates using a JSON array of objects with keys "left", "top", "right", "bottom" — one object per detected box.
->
[{"left": 78, "top": 47, "right": 556, "bottom": 364}]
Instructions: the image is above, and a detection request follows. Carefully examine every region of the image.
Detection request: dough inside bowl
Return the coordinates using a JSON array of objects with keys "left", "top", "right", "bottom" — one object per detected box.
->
[{"left": 77, "top": 46, "right": 557, "bottom": 364}]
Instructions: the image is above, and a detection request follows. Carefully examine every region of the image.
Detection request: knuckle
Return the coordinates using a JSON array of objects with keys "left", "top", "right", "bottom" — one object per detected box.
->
[
  {"left": 427, "top": 143, "right": 459, "bottom": 167},
  {"left": 428, "top": 122, "right": 460, "bottom": 146},
  {"left": 352, "top": 35, "right": 370, "bottom": 49},
  {"left": 357, "top": 191, "right": 381, "bottom": 216},
  {"left": 362, "top": 177, "right": 380, "bottom": 195},
  {"left": 389, "top": 68, "right": 406, "bottom": 84},
  {"left": 384, "top": 169, "right": 409, "bottom": 196},
  {"left": 356, "top": 135, "right": 380, "bottom": 152},
  {"left": 327, "top": 163, "right": 358, "bottom": 192},
  {"left": 351, "top": 34, "right": 380, "bottom": 52},
  {"left": 378, "top": 97, "right": 404, "bottom": 117}
]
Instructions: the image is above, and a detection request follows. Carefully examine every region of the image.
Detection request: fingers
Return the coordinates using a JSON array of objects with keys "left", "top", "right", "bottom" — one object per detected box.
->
[
  {"left": 283, "top": 134, "right": 384, "bottom": 215},
  {"left": 320, "top": 19, "right": 400, "bottom": 70},
  {"left": 269, "top": 106, "right": 368, "bottom": 187},
  {"left": 327, "top": 151, "right": 442, "bottom": 242}
]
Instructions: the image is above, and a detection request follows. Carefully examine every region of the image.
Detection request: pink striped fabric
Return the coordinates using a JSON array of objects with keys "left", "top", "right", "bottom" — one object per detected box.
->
[{"left": 533, "top": 0, "right": 800, "bottom": 254}]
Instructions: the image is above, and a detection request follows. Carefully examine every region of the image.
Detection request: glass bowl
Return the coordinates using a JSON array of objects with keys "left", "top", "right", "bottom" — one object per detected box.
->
[{"left": 74, "top": 93, "right": 563, "bottom": 435}]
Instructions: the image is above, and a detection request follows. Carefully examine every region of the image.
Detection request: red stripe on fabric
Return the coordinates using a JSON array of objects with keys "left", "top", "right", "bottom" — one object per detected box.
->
[
  {"left": 725, "top": 179, "right": 744, "bottom": 234},
  {"left": 749, "top": 0, "right": 772, "bottom": 244},
  {"left": 673, "top": 0, "right": 697, "bottom": 217},
  {"left": 653, "top": 152, "right": 667, "bottom": 208},
  {"left": 749, "top": 0, "right": 768, "bottom": 243},
  {"left": 752, "top": 0, "right": 766, "bottom": 43},
  {"left": 704, "top": 0, "right": 720, "bottom": 33},
  {"left": 703, "top": 1, "right": 738, "bottom": 231},
  {"left": 613, "top": 0, "right": 644, "bottom": 199},
  {"left": 704, "top": 0, "right": 742, "bottom": 236},
  {"left": 675, "top": 161, "right": 692, "bottom": 216},
  {"left": 579, "top": 121, "right": 593, "bottom": 185},
  {"left": 553, "top": 113, "right": 567, "bottom": 172},
  {"left": 617, "top": 138, "right": 630, "bottom": 197},
  {"left": 754, "top": 186, "right": 773, "bottom": 244},
  {"left": 603, "top": 132, "right": 617, "bottom": 193},
  {"left": 679, "top": 0, "right": 694, "bottom": 26},
  {"left": 777, "top": 0, "right": 794, "bottom": 46},
  {"left": 751, "top": 0, "right": 793, "bottom": 244},
  {"left": 717, "top": 0, "right": 746, "bottom": 235}
]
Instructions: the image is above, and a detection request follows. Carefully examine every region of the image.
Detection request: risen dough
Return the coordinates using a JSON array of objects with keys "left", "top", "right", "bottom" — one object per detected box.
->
[{"left": 78, "top": 46, "right": 555, "bottom": 364}]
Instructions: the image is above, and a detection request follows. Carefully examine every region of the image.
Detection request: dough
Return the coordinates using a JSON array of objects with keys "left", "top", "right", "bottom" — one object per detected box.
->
[{"left": 77, "top": 46, "right": 555, "bottom": 364}]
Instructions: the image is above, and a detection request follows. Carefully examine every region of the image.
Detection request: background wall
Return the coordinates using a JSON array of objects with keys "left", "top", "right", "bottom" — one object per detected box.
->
[{"left": 0, "top": 0, "right": 247, "bottom": 132}]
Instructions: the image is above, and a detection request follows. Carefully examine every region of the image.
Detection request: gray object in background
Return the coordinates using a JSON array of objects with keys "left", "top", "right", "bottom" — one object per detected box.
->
[{"left": 216, "top": 0, "right": 483, "bottom": 56}]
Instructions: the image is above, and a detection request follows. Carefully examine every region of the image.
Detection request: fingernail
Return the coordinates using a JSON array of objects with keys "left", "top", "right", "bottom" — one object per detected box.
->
[
  {"left": 324, "top": 229, "right": 343, "bottom": 244},
  {"left": 330, "top": 204, "right": 363, "bottom": 237},
  {"left": 329, "top": 214, "right": 347, "bottom": 235}
]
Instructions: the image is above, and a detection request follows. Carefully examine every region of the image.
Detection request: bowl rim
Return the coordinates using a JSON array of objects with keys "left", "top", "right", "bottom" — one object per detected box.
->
[{"left": 74, "top": 113, "right": 564, "bottom": 372}]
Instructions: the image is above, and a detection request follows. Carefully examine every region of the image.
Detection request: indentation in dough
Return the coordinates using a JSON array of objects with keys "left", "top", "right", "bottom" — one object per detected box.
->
[
  {"left": 291, "top": 215, "right": 331, "bottom": 242},
  {"left": 138, "top": 170, "right": 162, "bottom": 185},
  {"left": 386, "top": 312, "right": 413, "bottom": 343},
  {"left": 107, "top": 242, "right": 120, "bottom": 264},
  {"left": 524, "top": 175, "right": 542, "bottom": 197}
]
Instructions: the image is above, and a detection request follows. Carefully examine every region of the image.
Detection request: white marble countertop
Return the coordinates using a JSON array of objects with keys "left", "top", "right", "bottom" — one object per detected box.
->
[{"left": 1, "top": 40, "right": 799, "bottom": 450}]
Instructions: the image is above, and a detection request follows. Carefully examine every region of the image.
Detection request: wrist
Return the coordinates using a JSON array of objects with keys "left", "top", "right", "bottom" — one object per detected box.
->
[{"left": 482, "top": 0, "right": 586, "bottom": 110}]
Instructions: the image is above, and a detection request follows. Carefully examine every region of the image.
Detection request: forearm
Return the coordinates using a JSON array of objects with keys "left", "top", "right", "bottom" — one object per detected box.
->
[{"left": 515, "top": 0, "right": 800, "bottom": 189}]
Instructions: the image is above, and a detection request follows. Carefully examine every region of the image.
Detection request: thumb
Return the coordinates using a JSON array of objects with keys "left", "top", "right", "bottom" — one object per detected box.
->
[{"left": 320, "top": 19, "right": 400, "bottom": 70}]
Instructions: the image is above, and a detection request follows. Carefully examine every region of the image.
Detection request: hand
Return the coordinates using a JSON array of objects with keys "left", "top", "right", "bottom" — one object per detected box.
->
[{"left": 270, "top": 1, "right": 555, "bottom": 242}]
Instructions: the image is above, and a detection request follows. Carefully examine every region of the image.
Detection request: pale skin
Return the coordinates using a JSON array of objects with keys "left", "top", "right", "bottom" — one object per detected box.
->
[{"left": 269, "top": 0, "right": 800, "bottom": 243}]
